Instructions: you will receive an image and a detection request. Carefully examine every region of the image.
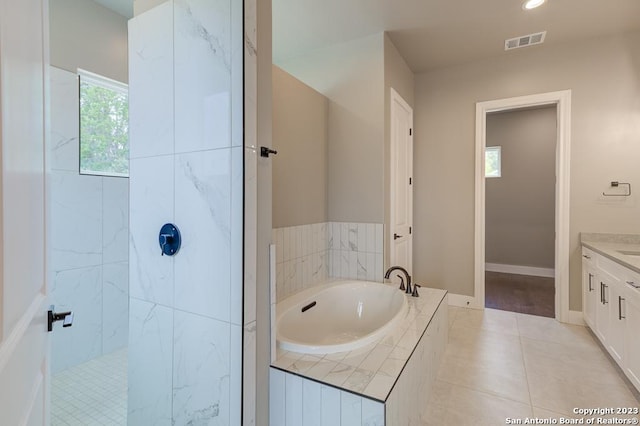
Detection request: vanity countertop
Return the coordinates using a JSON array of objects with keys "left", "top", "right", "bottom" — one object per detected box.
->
[
  {"left": 271, "top": 287, "right": 448, "bottom": 402},
  {"left": 581, "top": 233, "right": 640, "bottom": 275}
]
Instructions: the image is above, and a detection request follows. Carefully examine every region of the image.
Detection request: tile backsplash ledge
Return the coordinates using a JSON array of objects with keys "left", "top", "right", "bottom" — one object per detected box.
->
[{"left": 273, "top": 222, "right": 384, "bottom": 302}]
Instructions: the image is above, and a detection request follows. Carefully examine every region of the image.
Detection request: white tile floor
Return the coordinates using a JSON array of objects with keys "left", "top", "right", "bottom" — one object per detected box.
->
[
  {"left": 52, "top": 349, "right": 127, "bottom": 426},
  {"left": 422, "top": 307, "right": 640, "bottom": 425},
  {"left": 48, "top": 309, "right": 640, "bottom": 426}
]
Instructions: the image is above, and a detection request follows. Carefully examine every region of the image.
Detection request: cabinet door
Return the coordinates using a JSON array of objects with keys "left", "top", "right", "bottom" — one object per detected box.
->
[
  {"left": 608, "top": 281, "right": 626, "bottom": 366},
  {"left": 582, "top": 263, "right": 597, "bottom": 329},
  {"left": 595, "top": 270, "right": 614, "bottom": 344},
  {"left": 624, "top": 285, "right": 640, "bottom": 391}
]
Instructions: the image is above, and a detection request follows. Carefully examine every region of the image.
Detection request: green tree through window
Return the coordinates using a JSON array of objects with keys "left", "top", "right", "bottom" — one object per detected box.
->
[
  {"left": 79, "top": 70, "right": 129, "bottom": 177},
  {"left": 485, "top": 146, "right": 501, "bottom": 178}
]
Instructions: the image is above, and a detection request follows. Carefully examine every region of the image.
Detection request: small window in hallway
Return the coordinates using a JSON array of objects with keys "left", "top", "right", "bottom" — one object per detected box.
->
[
  {"left": 485, "top": 145, "right": 501, "bottom": 178},
  {"left": 79, "top": 69, "right": 129, "bottom": 177}
]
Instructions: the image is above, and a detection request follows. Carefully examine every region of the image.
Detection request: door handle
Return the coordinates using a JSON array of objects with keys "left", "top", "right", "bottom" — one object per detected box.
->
[
  {"left": 603, "top": 284, "right": 608, "bottom": 304},
  {"left": 394, "top": 233, "right": 402, "bottom": 240},
  {"left": 588, "top": 273, "right": 593, "bottom": 292},
  {"left": 600, "top": 282, "right": 604, "bottom": 304},
  {"left": 48, "top": 306, "right": 74, "bottom": 332},
  {"left": 619, "top": 296, "right": 626, "bottom": 320}
]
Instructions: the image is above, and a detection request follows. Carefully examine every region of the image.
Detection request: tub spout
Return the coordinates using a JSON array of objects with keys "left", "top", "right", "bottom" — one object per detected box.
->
[{"left": 384, "top": 266, "right": 412, "bottom": 295}]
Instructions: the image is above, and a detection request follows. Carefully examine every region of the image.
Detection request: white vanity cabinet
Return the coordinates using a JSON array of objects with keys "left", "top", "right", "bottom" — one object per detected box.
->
[
  {"left": 607, "top": 276, "right": 626, "bottom": 365},
  {"left": 581, "top": 244, "right": 640, "bottom": 392},
  {"left": 581, "top": 248, "right": 597, "bottom": 329},
  {"left": 594, "top": 267, "right": 614, "bottom": 345},
  {"left": 597, "top": 256, "right": 626, "bottom": 364},
  {"left": 622, "top": 271, "right": 640, "bottom": 390}
]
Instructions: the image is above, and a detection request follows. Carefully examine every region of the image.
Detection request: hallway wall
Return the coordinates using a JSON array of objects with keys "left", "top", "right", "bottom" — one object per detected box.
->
[
  {"left": 485, "top": 106, "right": 556, "bottom": 269},
  {"left": 413, "top": 31, "right": 640, "bottom": 310}
]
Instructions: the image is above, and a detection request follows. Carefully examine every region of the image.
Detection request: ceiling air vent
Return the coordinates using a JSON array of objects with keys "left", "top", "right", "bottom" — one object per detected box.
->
[{"left": 505, "top": 31, "right": 546, "bottom": 51}]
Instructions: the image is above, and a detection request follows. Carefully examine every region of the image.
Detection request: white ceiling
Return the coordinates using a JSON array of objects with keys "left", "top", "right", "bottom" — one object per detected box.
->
[
  {"left": 93, "top": 0, "right": 640, "bottom": 73},
  {"left": 273, "top": 0, "right": 640, "bottom": 72}
]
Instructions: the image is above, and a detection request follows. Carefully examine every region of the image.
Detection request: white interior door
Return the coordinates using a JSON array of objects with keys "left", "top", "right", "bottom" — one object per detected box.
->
[
  {"left": 390, "top": 88, "right": 414, "bottom": 282},
  {"left": 0, "top": 0, "right": 50, "bottom": 424}
]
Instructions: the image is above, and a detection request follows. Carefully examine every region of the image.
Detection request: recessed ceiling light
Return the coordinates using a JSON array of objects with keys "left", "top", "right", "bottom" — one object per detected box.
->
[{"left": 523, "top": 0, "right": 545, "bottom": 10}]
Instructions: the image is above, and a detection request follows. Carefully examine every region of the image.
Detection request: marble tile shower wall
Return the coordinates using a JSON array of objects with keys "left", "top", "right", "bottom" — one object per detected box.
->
[
  {"left": 328, "top": 222, "right": 384, "bottom": 283},
  {"left": 273, "top": 223, "right": 329, "bottom": 302},
  {"left": 128, "top": 1, "right": 243, "bottom": 425},
  {"left": 273, "top": 222, "right": 383, "bottom": 302},
  {"left": 50, "top": 66, "right": 129, "bottom": 374}
]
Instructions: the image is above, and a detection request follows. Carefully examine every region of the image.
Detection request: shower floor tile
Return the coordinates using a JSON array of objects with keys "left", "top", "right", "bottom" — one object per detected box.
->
[{"left": 52, "top": 348, "right": 127, "bottom": 426}]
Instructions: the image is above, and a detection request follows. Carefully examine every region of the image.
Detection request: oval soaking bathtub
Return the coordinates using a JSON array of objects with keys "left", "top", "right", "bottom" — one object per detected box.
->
[{"left": 276, "top": 280, "right": 408, "bottom": 355}]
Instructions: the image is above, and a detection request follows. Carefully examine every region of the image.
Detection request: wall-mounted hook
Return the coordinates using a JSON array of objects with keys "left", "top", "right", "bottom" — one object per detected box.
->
[
  {"left": 260, "top": 147, "right": 278, "bottom": 158},
  {"left": 603, "top": 181, "right": 631, "bottom": 197}
]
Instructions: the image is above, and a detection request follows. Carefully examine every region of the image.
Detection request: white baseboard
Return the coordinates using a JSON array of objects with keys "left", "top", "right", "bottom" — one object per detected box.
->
[
  {"left": 447, "top": 293, "right": 481, "bottom": 309},
  {"left": 565, "top": 310, "right": 585, "bottom": 326},
  {"left": 485, "top": 263, "right": 555, "bottom": 278}
]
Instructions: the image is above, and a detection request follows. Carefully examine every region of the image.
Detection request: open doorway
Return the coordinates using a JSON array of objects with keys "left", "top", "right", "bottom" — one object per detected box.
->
[
  {"left": 49, "top": 1, "right": 130, "bottom": 424},
  {"left": 474, "top": 90, "right": 572, "bottom": 322},
  {"left": 483, "top": 106, "right": 556, "bottom": 317}
]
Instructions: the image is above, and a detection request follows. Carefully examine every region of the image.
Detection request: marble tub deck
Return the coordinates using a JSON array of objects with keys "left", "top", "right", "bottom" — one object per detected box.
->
[{"left": 272, "top": 287, "right": 448, "bottom": 401}]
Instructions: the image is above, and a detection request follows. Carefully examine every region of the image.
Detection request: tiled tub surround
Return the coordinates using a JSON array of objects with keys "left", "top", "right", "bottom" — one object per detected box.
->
[
  {"left": 128, "top": 0, "right": 243, "bottom": 424},
  {"left": 50, "top": 66, "right": 129, "bottom": 374},
  {"left": 273, "top": 222, "right": 384, "bottom": 303},
  {"left": 270, "top": 289, "right": 448, "bottom": 425}
]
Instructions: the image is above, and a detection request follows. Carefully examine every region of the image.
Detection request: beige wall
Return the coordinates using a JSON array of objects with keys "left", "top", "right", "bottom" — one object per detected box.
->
[
  {"left": 278, "top": 34, "right": 385, "bottom": 223},
  {"left": 414, "top": 31, "right": 640, "bottom": 310},
  {"left": 485, "top": 107, "right": 556, "bottom": 269},
  {"left": 272, "top": 66, "right": 328, "bottom": 228},
  {"left": 384, "top": 34, "right": 415, "bottom": 269},
  {"left": 50, "top": 0, "right": 128, "bottom": 83}
]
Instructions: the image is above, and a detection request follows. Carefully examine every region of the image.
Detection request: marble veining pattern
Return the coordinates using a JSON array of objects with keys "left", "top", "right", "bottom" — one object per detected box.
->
[
  {"left": 174, "top": 0, "right": 232, "bottom": 154},
  {"left": 103, "top": 177, "right": 130, "bottom": 264},
  {"left": 102, "top": 262, "right": 129, "bottom": 354},
  {"left": 172, "top": 311, "right": 231, "bottom": 425},
  {"left": 174, "top": 150, "right": 232, "bottom": 322},
  {"left": 50, "top": 66, "right": 79, "bottom": 172},
  {"left": 50, "top": 66, "right": 130, "bottom": 375},
  {"left": 51, "top": 266, "right": 103, "bottom": 373},
  {"left": 128, "top": 2, "right": 174, "bottom": 159},
  {"left": 127, "top": 1, "right": 243, "bottom": 424},
  {"left": 273, "top": 221, "right": 383, "bottom": 303},
  {"left": 128, "top": 298, "right": 173, "bottom": 426},
  {"left": 129, "top": 155, "right": 175, "bottom": 307},
  {"left": 273, "top": 288, "right": 448, "bottom": 401}
]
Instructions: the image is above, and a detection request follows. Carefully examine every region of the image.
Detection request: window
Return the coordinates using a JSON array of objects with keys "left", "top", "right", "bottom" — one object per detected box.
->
[
  {"left": 79, "top": 69, "right": 129, "bottom": 177},
  {"left": 485, "top": 146, "right": 501, "bottom": 178}
]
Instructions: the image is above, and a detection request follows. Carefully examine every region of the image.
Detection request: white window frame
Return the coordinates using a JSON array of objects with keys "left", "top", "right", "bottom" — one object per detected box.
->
[
  {"left": 78, "top": 68, "right": 129, "bottom": 178},
  {"left": 485, "top": 145, "right": 501, "bottom": 178}
]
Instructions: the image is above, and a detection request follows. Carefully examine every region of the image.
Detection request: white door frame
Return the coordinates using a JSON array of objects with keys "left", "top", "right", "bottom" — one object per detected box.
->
[
  {"left": 389, "top": 88, "right": 413, "bottom": 273},
  {"left": 474, "top": 90, "right": 572, "bottom": 323}
]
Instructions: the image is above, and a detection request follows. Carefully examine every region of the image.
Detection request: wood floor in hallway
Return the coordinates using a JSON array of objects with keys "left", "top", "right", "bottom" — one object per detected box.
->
[{"left": 485, "top": 271, "right": 555, "bottom": 318}]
